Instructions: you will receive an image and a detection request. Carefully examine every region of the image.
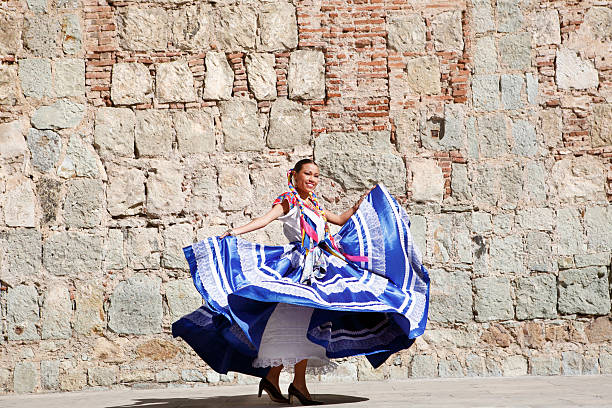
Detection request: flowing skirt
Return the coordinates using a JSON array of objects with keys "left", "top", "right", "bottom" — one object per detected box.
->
[{"left": 172, "top": 184, "right": 430, "bottom": 377}]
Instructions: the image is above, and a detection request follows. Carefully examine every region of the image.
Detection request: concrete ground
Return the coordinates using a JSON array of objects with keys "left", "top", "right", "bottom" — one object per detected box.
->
[{"left": 1, "top": 375, "right": 611, "bottom": 408}]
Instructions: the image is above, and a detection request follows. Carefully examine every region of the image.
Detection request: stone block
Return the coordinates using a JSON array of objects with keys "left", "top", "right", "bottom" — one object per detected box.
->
[
  {"left": 512, "top": 119, "right": 538, "bottom": 157},
  {"left": 267, "top": 98, "right": 311, "bottom": 148},
  {"left": 14, "top": 362, "right": 38, "bottom": 393},
  {"left": 428, "top": 268, "right": 472, "bottom": 323},
  {"left": 31, "top": 99, "right": 85, "bottom": 130},
  {"left": 146, "top": 160, "right": 185, "bottom": 216},
  {"left": 41, "top": 285, "right": 72, "bottom": 339},
  {"left": 88, "top": 367, "right": 118, "bottom": 387},
  {"left": 27, "top": 128, "right": 61, "bottom": 172},
  {"left": 490, "top": 234, "right": 524, "bottom": 274},
  {"left": 157, "top": 369, "right": 180, "bottom": 383},
  {"left": 135, "top": 110, "right": 173, "bottom": 157},
  {"left": 53, "top": 59, "right": 85, "bottom": 98},
  {"left": 94, "top": 107, "right": 135, "bottom": 158},
  {"left": 551, "top": 156, "right": 606, "bottom": 204},
  {"left": 6, "top": 285, "right": 40, "bottom": 341},
  {"left": 575, "top": 253, "right": 610, "bottom": 268},
  {"left": 166, "top": 279, "right": 202, "bottom": 322},
  {"left": 162, "top": 224, "right": 193, "bottom": 270},
  {"left": 391, "top": 109, "right": 419, "bottom": 155},
  {"left": 188, "top": 166, "right": 219, "bottom": 214},
  {"left": 155, "top": 60, "right": 196, "bottom": 103},
  {"left": 410, "top": 355, "right": 437, "bottom": 378},
  {"left": 320, "top": 362, "right": 358, "bottom": 383},
  {"left": 74, "top": 283, "right": 105, "bottom": 335},
  {"left": 431, "top": 10, "right": 463, "bottom": 52},
  {"left": 420, "top": 103, "right": 464, "bottom": 152},
  {"left": 555, "top": 208, "right": 584, "bottom": 256},
  {"left": 203, "top": 51, "right": 233, "bottom": 100},
  {"left": 175, "top": 110, "right": 215, "bottom": 154},
  {"left": 41, "top": 360, "right": 59, "bottom": 390},
  {"left": 439, "top": 357, "right": 463, "bottom": 378},
  {"left": 404, "top": 56, "right": 441, "bottom": 95},
  {"left": 64, "top": 179, "right": 104, "bottom": 228},
  {"left": 526, "top": 73, "right": 538, "bottom": 105},
  {"left": 602, "top": 350, "right": 612, "bottom": 375},
  {"left": 36, "top": 177, "right": 61, "bottom": 225},
  {"left": 531, "top": 10, "right": 561, "bottom": 46},
  {"left": 315, "top": 131, "right": 406, "bottom": 195},
  {"left": 584, "top": 206, "right": 612, "bottom": 253},
  {"left": 43, "top": 231, "right": 103, "bottom": 277},
  {"left": 451, "top": 163, "right": 471, "bottom": 201},
  {"left": 181, "top": 369, "right": 206, "bottom": 382},
  {"left": 117, "top": 7, "right": 168, "bottom": 51},
  {"left": 502, "top": 355, "right": 527, "bottom": 376},
  {"left": 104, "top": 229, "right": 126, "bottom": 270},
  {"left": 516, "top": 274, "right": 557, "bottom": 319},
  {"left": 474, "top": 276, "right": 513, "bottom": 322},
  {"left": 591, "top": 104, "right": 612, "bottom": 147},
  {"left": 559, "top": 267, "right": 610, "bottom": 315},
  {"left": 501, "top": 74, "right": 523, "bottom": 110},
  {"left": 245, "top": 53, "right": 277, "bottom": 101},
  {"left": 429, "top": 213, "right": 453, "bottom": 263},
  {"left": 288, "top": 50, "right": 325, "bottom": 100},
  {"left": 582, "top": 356, "right": 600, "bottom": 375},
  {"left": 171, "top": 4, "right": 213, "bottom": 51},
  {"left": 357, "top": 358, "right": 387, "bottom": 381},
  {"left": 59, "top": 371, "right": 86, "bottom": 391},
  {"left": 62, "top": 134, "right": 101, "bottom": 178},
  {"left": 111, "top": 63, "right": 152, "bottom": 105},
  {"left": 520, "top": 161, "right": 546, "bottom": 206},
  {"left": 472, "top": 0, "right": 494, "bottom": 33},
  {"left": 556, "top": 48, "right": 598, "bottom": 90},
  {"left": 409, "top": 158, "right": 444, "bottom": 204},
  {"left": 477, "top": 113, "right": 508, "bottom": 157},
  {"left": 108, "top": 274, "right": 163, "bottom": 335},
  {"left": 23, "top": 15, "right": 60, "bottom": 57},
  {"left": 107, "top": 165, "right": 145, "bottom": 216},
  {"left": 497, "top": 0, "right": 523, "bottom": 33},
  {"left": 258, "top": 2, "right": 298, "bottom": 51},
  {"left": 126, "top": 228, "right": 161, "bottom": 270},
  {"left": 516, "top": 208, "right": 554, "bottom": 231},
  {"left": 472, "top": 75, "right": 500, "bottom": 111},
  {"left": 216, "top": 5, "right": 257, "bottom": 51},
  {"left": 499, "top": 33, "right": 531, "bottom": 70},
  {"left": 3, "top": 176, "right": 37, "bottom": 227},
  {"left": 530, "top": 355, "right": 561, "bottom": 376},
  {"left": 220, "top": 98, "right": 264, "bottom": 151},
  {"left": 387, "top": 13, "right": 426, "bottom": 53},
  {"left": 471, "top": 211, "right": 492, "bottom": 234},
  {"left": 0, "top": 64, "right": 18, "bottom": 105},
  {"left": 0, "top": 229, "right": 42, "bottom": 286},
  {"left": 0, "top": 12, "right": 22, "bottom": 54},
  {"left": 218, "top": 164, "right": 253, "bottom": 211},
  {"left": 492, "top": 213, "right": 514, "bottom": 235},
  {"left": 538, "top": 109, "right": 562, "bottom": 148},
  {"left": 62, "top": 14, "right": 81, "bottom": 55},
  {"left": 135, "top": 339, "right": 179, "bottom": 361},
  {"left": 0, "top": 120, "right": 27, "bottom": 160},
  {"left": 562, "top": 351, "right": 582, "bottom": 375},
  {"left": 473, "top": 36, "right": 498, "bottom": 74},
  {"left": 25, "top": 0, "right": 47, "bottom": 13}
]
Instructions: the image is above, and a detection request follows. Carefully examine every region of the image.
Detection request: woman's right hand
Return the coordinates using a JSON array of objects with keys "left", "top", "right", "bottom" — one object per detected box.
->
[{"left": 219, "top": 228, "right": 234, "bottom": 239}]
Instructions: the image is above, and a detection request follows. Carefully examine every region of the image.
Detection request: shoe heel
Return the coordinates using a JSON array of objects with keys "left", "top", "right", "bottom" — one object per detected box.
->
[
  {"left": 289, "top": 394, "right": 294, "bottom": 404},
  {"left": 258, "top": 383, "right": 263, "bottom": 398}
]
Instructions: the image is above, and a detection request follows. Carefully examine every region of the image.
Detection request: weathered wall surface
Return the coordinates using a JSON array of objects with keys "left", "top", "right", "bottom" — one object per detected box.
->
[{"left": 0, "top": 0, "right": 611, "bottom": 394}]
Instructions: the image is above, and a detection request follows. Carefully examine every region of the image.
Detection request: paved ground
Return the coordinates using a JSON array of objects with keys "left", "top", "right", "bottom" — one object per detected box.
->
[{"left": 1, "top": 375, "right": 611, "bottom": 408}]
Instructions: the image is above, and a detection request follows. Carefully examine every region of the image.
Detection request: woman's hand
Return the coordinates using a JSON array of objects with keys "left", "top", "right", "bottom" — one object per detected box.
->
[
  {"left": 353, "top": 187, "right": 374, "bottom": 211},
  {"left": 218, "top": 228, "right": 234, "bottom": 239}
]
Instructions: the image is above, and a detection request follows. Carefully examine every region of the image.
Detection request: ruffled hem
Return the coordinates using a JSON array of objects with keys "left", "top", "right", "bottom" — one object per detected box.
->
[{"left": 252, "top": 357, "right": 338, "bottom": 375}]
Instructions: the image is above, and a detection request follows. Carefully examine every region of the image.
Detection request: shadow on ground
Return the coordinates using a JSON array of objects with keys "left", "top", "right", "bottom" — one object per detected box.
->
[{"left": 107, "top": 394, "right": 368, "bottom": 407}]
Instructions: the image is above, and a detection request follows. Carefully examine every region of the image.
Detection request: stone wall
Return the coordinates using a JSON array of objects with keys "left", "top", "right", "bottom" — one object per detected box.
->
[{"left": 0, "top": 0, "right": 611, "bottom": 394}]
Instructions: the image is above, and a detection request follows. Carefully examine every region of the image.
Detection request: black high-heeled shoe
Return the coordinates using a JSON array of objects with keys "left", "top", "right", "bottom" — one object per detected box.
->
[
  {"left": 288, "top": 383, "right": 324, "bottom": 405},
  {"left": 258, "top": 377, "right": 290, "bottom": 404}
]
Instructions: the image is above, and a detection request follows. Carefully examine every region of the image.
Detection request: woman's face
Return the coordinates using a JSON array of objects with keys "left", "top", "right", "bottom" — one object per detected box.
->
[{"left": 294, "top": 163, "right": 320, "bottom": 196}]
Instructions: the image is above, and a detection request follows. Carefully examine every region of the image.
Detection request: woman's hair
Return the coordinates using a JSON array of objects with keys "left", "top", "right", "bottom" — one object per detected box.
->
[{"left": 293, "top": 158, "right": 317, "bottom": 173}]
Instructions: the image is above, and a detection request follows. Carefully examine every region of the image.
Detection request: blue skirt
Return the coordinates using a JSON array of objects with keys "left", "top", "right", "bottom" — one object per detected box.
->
[{"left": 172, "top": 184, "right": 430, "bottom": 377}]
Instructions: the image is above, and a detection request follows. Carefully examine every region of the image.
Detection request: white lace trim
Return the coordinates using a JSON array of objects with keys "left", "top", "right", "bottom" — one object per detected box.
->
[
  {"left": 193, "top": 239, "right": 228, "bottom": 308},
  {"left": 252, "top": 357, "right": 338, "bottom": 375},
  {"left": 356, "top": 199, "right": 387, "bottom": 276}
]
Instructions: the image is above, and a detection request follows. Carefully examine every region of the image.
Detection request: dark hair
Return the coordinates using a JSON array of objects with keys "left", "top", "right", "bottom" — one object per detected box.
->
[{"left": 293, "top": 159, "right": 317, "bottom": 173}]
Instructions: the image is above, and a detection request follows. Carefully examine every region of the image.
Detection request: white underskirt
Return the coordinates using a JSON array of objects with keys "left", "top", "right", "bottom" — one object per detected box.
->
[{"left": 252, "top": 303, "right": 336, "bottom": 374}]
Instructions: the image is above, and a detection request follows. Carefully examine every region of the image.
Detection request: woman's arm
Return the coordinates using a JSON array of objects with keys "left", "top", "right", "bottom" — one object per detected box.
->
[
  {"left": 219, "top": 200, "right": 289, "bottom": 238},
  {"left": 326, "top": 188, "right": 372, "bottom": 226}
]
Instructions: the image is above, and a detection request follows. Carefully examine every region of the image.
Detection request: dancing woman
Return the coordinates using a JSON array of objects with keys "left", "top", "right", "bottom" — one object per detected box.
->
[{"left": 172, "top": 159, "right": 430, "bottom": 405}]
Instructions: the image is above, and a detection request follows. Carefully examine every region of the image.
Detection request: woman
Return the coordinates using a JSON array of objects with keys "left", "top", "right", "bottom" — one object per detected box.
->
[{"left": 172, "top": 159, "right": 429, "bottom": 405}]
